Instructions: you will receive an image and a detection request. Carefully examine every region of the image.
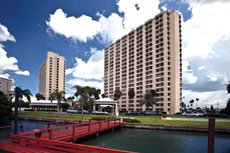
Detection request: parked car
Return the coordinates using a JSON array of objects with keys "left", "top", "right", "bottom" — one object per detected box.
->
[
  {"left": 92, "top": 111, "right": 109, "bottom": 115},
  {"left": 182, "top": 112, "right": 203, "bottom": 117},
  {"left": 66, "top": 108, "right": 77, "bottom": 113},
  {"left": 145, "top": 111, "right": 163, "bottom": 116},
  {"left": 126, "top": 110, "right": 139, "bottom": 116}
]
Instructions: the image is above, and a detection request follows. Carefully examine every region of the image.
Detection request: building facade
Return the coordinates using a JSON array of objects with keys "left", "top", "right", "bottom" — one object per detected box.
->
[
  {"left": 0, "top": 77, "right": 12, "bottom": 96},
  {"left": 104, "top": 11, "right": 182, "bottom": 114},
  {"left": 39, "top": 51, "right": 66, "bottom": 100}
]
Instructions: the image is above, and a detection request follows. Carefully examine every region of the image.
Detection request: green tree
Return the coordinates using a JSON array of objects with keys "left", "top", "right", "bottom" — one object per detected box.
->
[
  {"left": 189, "top": 99, "right": 195, "bottom": 108},
  {"left": 0, "top": 91, "right": 13, "bottom": 120},
  {"left": 227, "top": 81, "right": 230, "bottom": 94},
  {"left": 181, "top": 102, "right": 186, "bottom": 112},
  {"left": 139, "top": 89, "right": 157, "bottom": 111},
  {"left": 35, "top": 93, "right": 45, "bottom": 100},
  {"left": 221, "top": 99, "right": 230, "bottom": 115},
  {"left": 67, "top": 96, "right": 75, "bottom": 101},
  {"left": 49, "top": 90, "right": 66, "bottom": 112},
  {"left": 101, "top": 93, "right": 106, "bottom": 98},
  {"left": 73, "top": 85, "right": 101, "bottom": 113},
  {"left": 10, "top": 87, "right": 33, "bottom": 111},
  {"left": 195, "top": 98, "right": 199, "bottom": 109},
  {"left": 128, "top": 88, "right": 135, "bottom": 102},
  {"left": 114, "top": 89, "right": 122, "bottom": 100}
]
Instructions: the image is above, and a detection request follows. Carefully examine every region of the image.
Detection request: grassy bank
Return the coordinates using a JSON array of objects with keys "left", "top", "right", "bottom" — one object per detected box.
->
[{"left": 19, "top": 111, "right": 230, "bottom": 128}]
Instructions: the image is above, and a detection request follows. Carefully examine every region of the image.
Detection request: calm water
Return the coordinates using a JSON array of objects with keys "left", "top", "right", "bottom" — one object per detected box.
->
[
  {"left": 80, "top": 128, "right": 230, "bottom": 153},
  {"left": 0, "top": 120, "right": 62, "bottom": 141},
  {"left": 1, "top": 121, "right": 230, "bottom": 153}
]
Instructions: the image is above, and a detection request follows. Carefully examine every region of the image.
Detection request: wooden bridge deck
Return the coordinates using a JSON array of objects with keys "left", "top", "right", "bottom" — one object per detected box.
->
[{"left": 0, "top": 119, "right": 136, "bottom": 153}]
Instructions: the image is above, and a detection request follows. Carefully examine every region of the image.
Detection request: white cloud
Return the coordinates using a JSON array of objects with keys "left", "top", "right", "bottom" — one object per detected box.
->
[
  {"left": 71, "top": 48, "right": 104, "bottom": 80},
  {"left": 180, "top": 0, "right": 230, "bottom": 107},
  {"left": 65, "top": 68, "right": 74, "bottom": 75},
  {"left": 66, "top": 47, "right": 104, "bottom": 94},
  {"left": 0, "top": 23, "right": 30, "bottom": 78},
  {"left": 67, "top": 78, "right": 103, "bottom": 90},
  {"left": 46, "top": 0, "right": 160, "bottom": 44},
  {"left": 0, "top": 73, "right": 10, "bottom": 79},
  {"left": 182, "top": 60, "right": 198, "bottom": 84},
  {"left": 0, "top": 23, "right": 16, "bottom": 42},
  {"left": 182, "top": 1, "right": 230, "bottom": 59},
  {"left": 46, "top": 9, "right": 101, "bottom": 43},
  {"left": 0, "top": 47, "right": 18, "bottom": 72},
  {"left": 15, "top": 70, "right": 30, "bottom": 76},
  {"left": 183, "top": 90, "right": 228, "bottom": 109}
]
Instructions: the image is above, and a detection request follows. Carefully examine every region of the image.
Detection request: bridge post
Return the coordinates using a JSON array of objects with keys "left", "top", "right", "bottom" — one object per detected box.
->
[
  {"left": 208, "top": 117, "right": 215, "bottom": 153},
  {"left": 72, "top": 125, "right": 75, "bottom": 139},
  {"left": 88, "top": 119, "right": 91, "bottom": 132},
  {"left": 20, "top": 125, "right": 24, "bottom": 132},
  {"left": 99, "top": 121, "right": 101, "bottom": 131},
  {"left": 79, "top": 120, "right": 81, "bottom": 126},
  {"left": 47, "top": 123, "right": 50, "bottom": 128},
  {"left": 48, "top": 128, "right": 53, "bottom": 140}
]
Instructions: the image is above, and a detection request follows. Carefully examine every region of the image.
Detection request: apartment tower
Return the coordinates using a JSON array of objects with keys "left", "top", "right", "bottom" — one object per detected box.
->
[
  {"left": 104, "top": 11, "right": 182, "bottom": 114},
  {"left": 0, "top": 77, "right": 12, "bottom": 97},
  {"left": 39, "top": 51, "right": 66, "bottom": 100}
]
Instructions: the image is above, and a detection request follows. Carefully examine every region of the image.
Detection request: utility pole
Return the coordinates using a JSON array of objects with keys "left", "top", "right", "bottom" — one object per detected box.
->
[{"left": 216, "top": 102, "right": 219, "bottom": 112}]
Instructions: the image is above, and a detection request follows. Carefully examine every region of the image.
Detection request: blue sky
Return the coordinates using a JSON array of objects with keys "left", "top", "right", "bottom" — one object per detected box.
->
[{"left": 0, "top": 0, "right": 230, "bottom": 108}]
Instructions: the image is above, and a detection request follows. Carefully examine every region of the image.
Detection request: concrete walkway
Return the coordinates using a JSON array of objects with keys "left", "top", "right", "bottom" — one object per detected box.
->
[{"left": 170, "top": 117, "right": 230, "bottom": 122}]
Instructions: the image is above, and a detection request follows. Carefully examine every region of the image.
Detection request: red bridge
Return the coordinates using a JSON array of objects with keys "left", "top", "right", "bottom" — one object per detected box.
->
[{"left": 0, "top": 118, "right": 136, "bottom": 153}]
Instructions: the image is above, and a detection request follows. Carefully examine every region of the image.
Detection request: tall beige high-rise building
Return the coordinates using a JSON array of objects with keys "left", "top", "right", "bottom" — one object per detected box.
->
[
  {"left": 39, "top": 51, "right": 66, "bottom": 100},
  {"left": 0, "top": 77, "right": 12, "bottom": 96},
  {"left": 104, "top": 11, "right": 182, "bottom": 114}
]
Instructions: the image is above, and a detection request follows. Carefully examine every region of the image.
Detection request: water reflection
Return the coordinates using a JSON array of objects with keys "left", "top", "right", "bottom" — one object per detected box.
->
[{"left": 80, "top": 128, "right": 230, "bottom": 153}]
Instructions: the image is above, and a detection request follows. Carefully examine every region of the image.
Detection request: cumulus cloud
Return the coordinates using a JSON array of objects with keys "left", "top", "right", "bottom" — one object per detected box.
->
[
  {"left": 66, "top": 47, "right": 104, "bottom": 90},
  {"left": 0, "top": 23, "right": 16, "bottom": 42},
  {"left": 46, "top": 9, "right": 101, "bottom": 42},
  {"left": 183, "top": 90, "right": 228, "bottom": 108},
  {"left": 180, "top": 0, "right": 230, "bottom": 107},
  {"left": 15, "top": 70, "right": 30, "bottom": 76},
  {"left": 46, "top": 0, "right": 160, "bottom": 44},
  {"left": 0, "top": 23, "right": 30, "bottom": 77}
]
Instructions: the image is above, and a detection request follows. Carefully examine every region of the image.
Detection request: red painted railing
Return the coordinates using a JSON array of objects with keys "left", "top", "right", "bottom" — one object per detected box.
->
[
  {"left": 11, "top": 134, "right": 135, "bottom": 153},
  {"left": 0, "top": 118, "right": 136, "bottom": 153}
]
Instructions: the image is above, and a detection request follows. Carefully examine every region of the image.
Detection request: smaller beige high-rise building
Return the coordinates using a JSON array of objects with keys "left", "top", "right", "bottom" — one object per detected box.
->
[
  {"left": 0, "top": 77, "right": 12, "bottom": 96},
  {"left": 39, "top": 51, "right": 66, "bottom": 100}
]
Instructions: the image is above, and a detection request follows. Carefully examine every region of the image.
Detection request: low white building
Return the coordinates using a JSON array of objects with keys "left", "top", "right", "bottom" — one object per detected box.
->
[
  {"left": 94, "top": 98, "right": 119, "bottom": 116},
  {"left": 30, "top": 100, "right": 67, "bottom": 111}
]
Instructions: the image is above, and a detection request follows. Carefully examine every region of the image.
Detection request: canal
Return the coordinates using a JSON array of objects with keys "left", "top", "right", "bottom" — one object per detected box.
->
[
  {"left": 80, "top": 128, "right": 230, "bottom": 153},
  {"left": 1, "top": 120, "right": 230, "bottom": 153}
]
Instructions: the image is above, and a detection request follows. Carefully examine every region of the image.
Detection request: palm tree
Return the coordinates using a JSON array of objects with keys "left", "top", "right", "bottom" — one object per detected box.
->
[
  {"left": 227, "top": 81, "right": 230, "bottom": 94},
  {"left": 195, "top": 98, "right": 199, "bottom": 109},
  {"left": 101, "top": 93, "right": 106, "bottom": 98},
  {"left": 49, "top": 90, "right": 66, "bottom": 112},
  {"left": 189, "top": 99, "right": 195, "bottom": 109},
  {"left": 139, "top": 90, "right": 157, "bottom": 111},
  {"left": 12, "top": 87, "right": 32, "bottom": 133},
  {"left": 114, "top": 89, "right": 122, "bottom": 116},
  {"left": 35, "top": 93, "right": 45, "bottom": 100},
  {"left": 73, "top": 85, "right": 101, "bottom": 113},
  {"left": 114, "top": 89, "right": 122, "bottom": 100},
  {"left": 10, "top": 87, "right": 33, "bottom": 110},
  {"left": 128, "top": 88, "right": 135, "bottom": 103}
]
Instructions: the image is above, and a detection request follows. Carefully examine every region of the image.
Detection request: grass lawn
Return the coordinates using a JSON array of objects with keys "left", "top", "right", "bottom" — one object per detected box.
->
[
  {"left": 19, "top": 111, "right": 230, "bottom": 128},
  {"left": 129, "top": 116, "right": 230, "bottom": 128}
]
